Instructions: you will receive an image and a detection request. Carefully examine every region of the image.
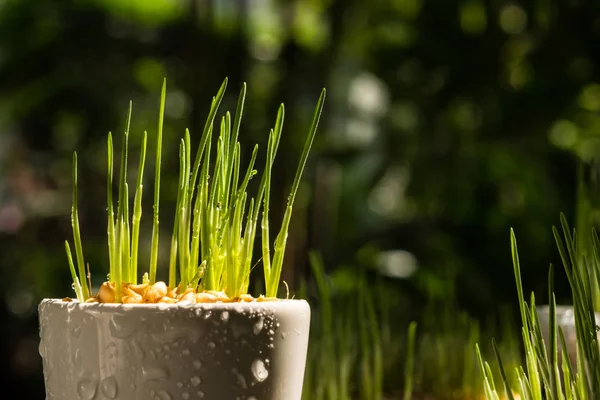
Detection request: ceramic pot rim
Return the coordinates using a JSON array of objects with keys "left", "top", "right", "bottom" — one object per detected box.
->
[{"left": 39, "top": 298, "right": 308, "bottom": 311}]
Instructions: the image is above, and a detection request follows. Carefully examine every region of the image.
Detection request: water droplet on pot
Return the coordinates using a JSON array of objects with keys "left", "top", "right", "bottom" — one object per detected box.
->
[
  {"left": 109, "top": 315, "right": 137, "bottom": 339},
  {"left": 233, "top": 369, "right": 248, "bottom": 389},
  {"left": 72, "top": 325, "right": 82, "bottom": 338},
  {"left": 156, "top": 390, "right": 171, "bottom": 400},
  {"left": 131, "top": 339, "right": 145, "bottom": 360},
  {"left": 197, "top": 391, "right": 205, "bottom": 398},
  {"left": 182, "top": 348, "right": 190, "bottom": 356},
  {"left": 100, "top": 376, "right": 118, "bottom": 399},
  {"left": 221, "top": 311, "right": 229, "bottom": 321},
  {"left": 193, "top": 360, "right": 202, "bottom": 369},
  {"left": 248, "top": 397, "right": 257, "bottom": 400},
  {"left": 178, "top": 300, "right": 193, "bottom": 308},
  {"left": 73, "top": 348, "right": 82, "bottom": 367},
  {"left": 251, "top": 359, "right": 269, "bottom": 382},
  {"left": 203, "top": 311, "right": 212, "bottom": 320},
  {"left": 190, "top": 376, "right": 202, "bottom": 387},
  {"left": 177, "top": 381, "right": 183, "bottom": 388},
  {"left": 182, "top": 392, "right": 190, "bottom": 399},
  {"left": 77, "top": 378, "right": 98, "bottom": 400},
  {"left": 294, "top": 329, "right": 301, "bottom": 336},
  {"left": 142, "top": 366, "right": 169, "bottom": 381},
  {"left": 207, "top": 342, "right": 215, "bottom": 349},
  {"left": 253, "top": 317, "right": 264, "bottom": 335},
  {"left": 281, "top": 331, "right": 288, "bottom": 339}
]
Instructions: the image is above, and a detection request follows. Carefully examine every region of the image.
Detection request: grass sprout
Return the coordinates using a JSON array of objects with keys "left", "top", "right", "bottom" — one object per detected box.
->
[
  {"left": 64, "top": 78, "right": 326, "bottom": 302},
  {"left": 478, "top": 214, "right": 600, "bottom": 400}
]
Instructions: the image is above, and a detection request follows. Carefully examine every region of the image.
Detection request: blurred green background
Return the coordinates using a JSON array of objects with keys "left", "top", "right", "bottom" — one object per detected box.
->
[{"left": 0, "top": 0, "right": 599, "bottom": 398}]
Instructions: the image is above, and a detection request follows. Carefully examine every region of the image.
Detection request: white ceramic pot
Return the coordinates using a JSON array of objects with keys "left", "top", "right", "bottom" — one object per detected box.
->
[
  {"left": 537, "top": 305, "right": 600, "bottom": 370},
  {"left": 38, "top": 299, "right": 311, "bottom": 400}
]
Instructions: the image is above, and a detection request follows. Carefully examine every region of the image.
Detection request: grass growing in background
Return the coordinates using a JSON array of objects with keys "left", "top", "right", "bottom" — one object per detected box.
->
[
  {"left": 64, "top": 78, "right": 326, "bottom": 302},
  {"left": 575, "top": 161, "right": 600, "bottom": 311},
  {"left": 302, "top": 251, "right": 521, "bottom": 400},
  {"left": 478, "top": 215, "right": 600, "bottom": 400}
]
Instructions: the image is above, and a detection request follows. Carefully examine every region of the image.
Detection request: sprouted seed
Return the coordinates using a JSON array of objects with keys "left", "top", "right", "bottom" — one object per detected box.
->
[{"left": 64, "top": 78, "right": 326, "bottom": 304}]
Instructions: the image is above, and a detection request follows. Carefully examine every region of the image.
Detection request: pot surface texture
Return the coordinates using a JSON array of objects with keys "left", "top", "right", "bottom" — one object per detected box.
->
[{"left": 38, "top": 299, "right": 311, "bottom": 400}]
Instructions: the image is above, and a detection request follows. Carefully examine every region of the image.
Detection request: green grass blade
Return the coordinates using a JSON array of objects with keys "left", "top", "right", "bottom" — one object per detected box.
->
[
  {"left": 511, "top": 228, "right": 529, "bottom": 333},
  {"left": 180, "top": 131, "right": 191, "bottom": 284},
  {"left": 130, "top": 132, "right": 147, "bottom": 285},
  {"left": 190, "top": 174, "right": 203, "bottom": 282},
  {"left": 65, "top": 241, "right": 84, "bottom": 302},
  {"left": 174, "top": 140, "right": 186, "bottom": 288},
  {"left": 266, "top": 89, "right": 326, "bottom": 297},
  {"left": 122, "top": 181, "right": 130, "bottom": 284},
  {"left": 403, "top": 321, "right": 417, "bottom": 400},
  {"left": 251, "top": 104, "right": 285, "bottom": 224},
  {"left": 493, "top": 338, "right": 516, "bottom": 400},
  {"left": 238, "top": 197, "right": 255, "bottom": 294},
  {"left": 364, "top": 279, "right": 383, "bottom": 398},
  {"left": 107, "top": 133, "right": 116, "bottom": 285},
  {"left": 226, "top": 192, "right": 246, "bottom": 297},
  {"left": 261, "top": 129, "right": 275, "bottom": 290},
  {"left": 71, "top": 152, "right": 89, "bottom": 299},
  {"left": 115, "top": 115, "right": 130, "bottom": 284},
  {"left": 512, "top": 229, "right": 542, "bottom": 399},
  {"left": 230, "top": 83, "right": 246, "bottom": 159},
  {"left": 190, "top": 78, "right": 227, "bottom": 194},
  {"left": 548, "top": 265, "right": 560, "bottom": 400},
  {"left": 199, "top": 131, "right": 212, "bottom": 286},
  {"left": 558, "top": 327, "right": 575, "bottom": 387},
  {"left": 149, "top": 78, "right": 166, "bottom": 283}
]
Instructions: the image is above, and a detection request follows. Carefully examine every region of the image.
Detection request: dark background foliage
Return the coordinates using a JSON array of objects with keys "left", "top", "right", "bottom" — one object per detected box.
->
[{"left": 0, "top": 0, "right": 598, "bottom": 397}]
